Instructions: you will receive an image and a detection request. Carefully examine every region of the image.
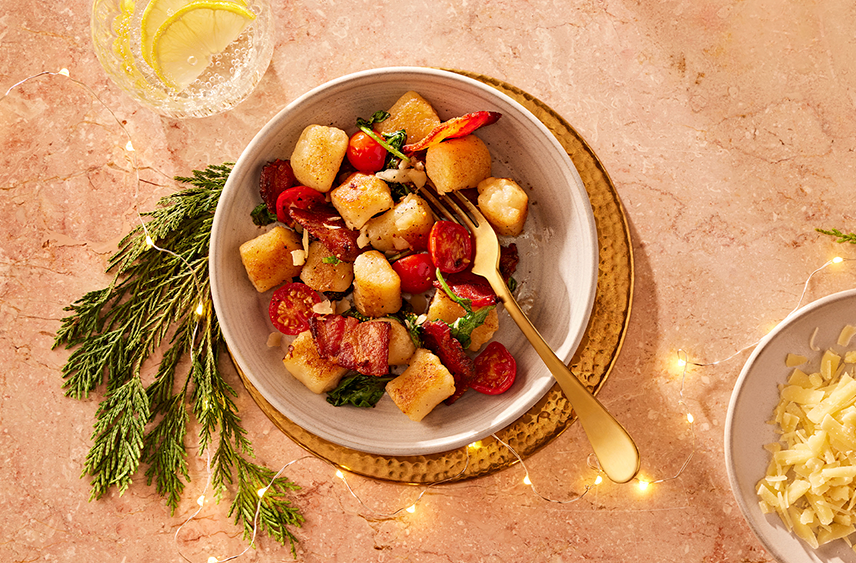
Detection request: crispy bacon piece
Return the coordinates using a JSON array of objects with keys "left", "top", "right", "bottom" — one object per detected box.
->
[
  {"left": 290, "top": 206, "right": 362, "bottom": 262},
  {"left": 337, "top": 321, "right": 390, "bottom": 376},
  {"left": 402, "top": 111, "right": 502, "bottom": 153},
  {"left": 259, "top": 159, "right": 296, "bottom": 213},
  {"left": 309, "top": 314, "right": 358, "bottom": 358},
  {"left": 421, "top": 320, "right": 474, "bottom": 404},
  {"left": 309, "top": 315, "right": 390, "bottom": 376}
]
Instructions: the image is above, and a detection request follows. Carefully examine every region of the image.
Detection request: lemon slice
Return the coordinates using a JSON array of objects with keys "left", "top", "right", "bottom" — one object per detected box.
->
[
  {"left": 139, "top": 0, "right": 247, "bottom": 68},
  {"left": 150, "top": 1, "right": 256, "bottom": 92}
]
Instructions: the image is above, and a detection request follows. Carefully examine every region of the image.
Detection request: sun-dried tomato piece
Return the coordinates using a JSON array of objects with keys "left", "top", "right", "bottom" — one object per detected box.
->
[
  {"left": 499, "top": 243, "right": 519, "bottom": 281},
  {"left": 432, "top": 270, "right": 496, "bottom": 307},
  {"left": 421, "top": 320, "right": 474, "bottom": 404},
  {"left": 403, "top": 111, "right": 502, "bottom": 153}
]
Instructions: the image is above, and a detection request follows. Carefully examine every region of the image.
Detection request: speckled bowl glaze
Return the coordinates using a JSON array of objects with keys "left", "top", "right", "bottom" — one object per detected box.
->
[{"left": 210, "top": 67, "right": 598, "bottom": 456}]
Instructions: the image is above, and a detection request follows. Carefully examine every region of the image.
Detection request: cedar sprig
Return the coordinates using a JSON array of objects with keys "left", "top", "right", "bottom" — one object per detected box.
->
[
  {"left": 53, "top": 163, "right": 303, "bottom": 554},
  {"left": 817, "top": 228, "right": 856, "bottom": 245}
]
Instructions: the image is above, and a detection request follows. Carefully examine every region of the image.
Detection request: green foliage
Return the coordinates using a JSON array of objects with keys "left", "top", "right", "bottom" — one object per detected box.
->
[
  {"left": 817, "top": 228, "right": 856, "bottom": 245},
  {"left": 53, "top": 163, "right": 302, "bottom": 554},
  {"left": 434, "top": 269, "right": 496, "bottom": 350},
  {"left": 327, "top": 373, "right": 396, "bottom": 408}
]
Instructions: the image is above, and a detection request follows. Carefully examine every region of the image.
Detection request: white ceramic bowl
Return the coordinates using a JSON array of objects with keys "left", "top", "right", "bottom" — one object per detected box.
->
[
  {"left": 210, "top": 67, "right": 598, "bottom": 456},
  {"left": 726, "top": 288, "right": 856, "bottom": 563}
]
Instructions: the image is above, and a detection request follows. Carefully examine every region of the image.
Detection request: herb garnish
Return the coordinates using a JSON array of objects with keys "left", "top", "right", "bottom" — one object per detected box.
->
[
  {"left": 53, "top": 163, "right": 303, "bottom": 555},
  {"left": 355, "top": 111, "right": 409, "bottom": 162},
  {"left": 326, "top": 373, "right": 395, "bottom": 408},
  {"left": 251, "top": 202, "right": 277, "bottom": 226},
  {"left": 434, "top": 269, "right": 495, "bottom": 350}
]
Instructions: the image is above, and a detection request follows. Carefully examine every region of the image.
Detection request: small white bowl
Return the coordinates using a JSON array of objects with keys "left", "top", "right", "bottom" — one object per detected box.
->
[
  {"left": 210, "top": 67, "right": 599, "bottom": 456},
  {"left": 726, "top": 288, "right": 856, "bottom": 563}
]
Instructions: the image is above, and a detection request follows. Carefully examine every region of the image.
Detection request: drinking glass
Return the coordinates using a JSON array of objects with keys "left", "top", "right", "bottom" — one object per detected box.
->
[{"left": 90, "top": 0, "right": 274, "bottom": 118}]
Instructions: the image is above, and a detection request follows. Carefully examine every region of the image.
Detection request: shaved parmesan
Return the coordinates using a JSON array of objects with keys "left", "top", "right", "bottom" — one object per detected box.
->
[
  {"left": 758, "top": 327, "right": 856, "bottom": 551},
  {"left": 840, "top": 325, "right": 856, "bottom": 347}
]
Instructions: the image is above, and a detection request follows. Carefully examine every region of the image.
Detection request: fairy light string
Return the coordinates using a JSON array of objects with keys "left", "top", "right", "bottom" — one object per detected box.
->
[{"left": 8, "top": 68, "right": 856, "bottom": 559}]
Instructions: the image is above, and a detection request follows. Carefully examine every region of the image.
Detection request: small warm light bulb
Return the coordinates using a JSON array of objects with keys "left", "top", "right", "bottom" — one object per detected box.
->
[
  {"left": 406, "top": 504, "right": 416, "bottom": 514},
  {"left": 687, "top": 413, "right": 694, "bottom": 424},
  {"left": 468, "top": 441, "right": 482, "bottom": 450},
  {"left": 335, "top": 470, "right": 345, "bottom": 480},
  {"left": 195, "top": 301, "right": 205, "bottom": 316},
  {"left": 637, "top": 480, "right": 650, "bottom": 492},
  {"left": 594, "top": 475, "right": 603, "bottom": 485},
  {"left": 523, "top": 474, "right": 532, "bottom": 486},
  {"left": 676, "top": 357, "right": 687, "bottom": 367},
  {"left": 197, "top": 495, "right": 205, "bottom": 506},
  {"left": 145, "top": 235, "right": 154, "bottom": 248},
  {"left": 58, "top": 68, "right": 69, "bottom": 77},
  {"left": 207, "top": 557, "right": 219, "bottom": 563},
  {"left": 257, "top": 487, "right": 268, "bottom": 497},
  {"left": 833, "top": 256, "right": 844, "bottom": 264},
  {"left": 125, "top": 140, "right": 135, "bottom": 152}
]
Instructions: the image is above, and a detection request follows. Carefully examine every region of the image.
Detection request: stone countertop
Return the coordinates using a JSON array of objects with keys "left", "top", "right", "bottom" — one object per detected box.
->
[{"left": 3, "top": 1, "right": 855, "bottom": 561}]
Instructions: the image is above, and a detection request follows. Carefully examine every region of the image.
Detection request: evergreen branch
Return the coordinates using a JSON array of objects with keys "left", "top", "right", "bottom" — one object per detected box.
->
[
  {"left": 84, "top": 375, "right": 150, "bottom": 499},
  {"left": 142, "top": 394, "right": 190, "bottom": 513},
  {"left": 817, "top": 228, "right": 856, "bottom": 245},
  {"left": 230, "top": 456, "right": 304, "bottom": 557},
  {"left": 53, "top": 162, "right": 304, "bottom": 552}
]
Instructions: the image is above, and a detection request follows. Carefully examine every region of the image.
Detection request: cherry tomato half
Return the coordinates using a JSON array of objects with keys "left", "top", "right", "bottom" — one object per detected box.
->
[
  {"left": 392, "top": 253, "right": 435, "bottom": 293},
  {"left": 259, "top": 159, "right": 296, "bottom": 213},
  {"left": 268, "top": 282, "right": 324, "bottom": 335},
  {"left": 275, "top": 186, "right": 327, "bottom": 227},
  {"left": 428, "top": 220, "right": 473, "bottom": 273},
  {"left": 471, "top": 341, "right": 517, "bottom": 395},
  {"left": 346, "top": 130, "right": 387, "bottom": 174}
]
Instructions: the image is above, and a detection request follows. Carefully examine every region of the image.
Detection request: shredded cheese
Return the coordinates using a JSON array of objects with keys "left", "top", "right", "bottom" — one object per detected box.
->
[{"left": 758, "top": 325, "right": 856, "bottom": 551}]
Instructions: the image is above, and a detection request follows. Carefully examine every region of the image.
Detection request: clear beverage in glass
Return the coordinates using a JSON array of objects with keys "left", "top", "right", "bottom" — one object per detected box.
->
[{"left": 91, "top": 0, "right": 274, "bottom": 118}]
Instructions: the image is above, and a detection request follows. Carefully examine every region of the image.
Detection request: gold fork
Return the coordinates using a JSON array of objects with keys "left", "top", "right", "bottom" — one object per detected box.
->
[{"left": 420, "top": 187, "right": 640, "bottom": 484}]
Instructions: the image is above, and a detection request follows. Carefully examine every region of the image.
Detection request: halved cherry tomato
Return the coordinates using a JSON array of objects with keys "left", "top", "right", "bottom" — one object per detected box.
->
[
  {"left": 259, "top": 159, "right": 297, "bottom": 213},
  {"left": 269, "top": 282, "right": 323, "bottom": 335},
  {"left": 471, "top": 341, "right": 516, "bottom": 395},
  {"left": 428, "top": 220, "right": 473, "bottom": 273},
  {"left": 346, "top": 130, "right": 387, "bottom": 174},
  {"left": 392, "top": 253, "right": 436, "bottom": 294},
  {"left": 275, "top": 186, "right": 327, "bottom": 227}
]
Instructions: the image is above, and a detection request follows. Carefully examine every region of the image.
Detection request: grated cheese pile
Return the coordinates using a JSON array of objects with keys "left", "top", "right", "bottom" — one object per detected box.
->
[{"left": 758, "top": 324, "right": 856, "bottom": 550}]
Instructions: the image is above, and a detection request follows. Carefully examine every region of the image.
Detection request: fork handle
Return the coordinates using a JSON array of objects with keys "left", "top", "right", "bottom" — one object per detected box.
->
[{"left": 491, "top": 276, "right": 640, "bottom": 483}]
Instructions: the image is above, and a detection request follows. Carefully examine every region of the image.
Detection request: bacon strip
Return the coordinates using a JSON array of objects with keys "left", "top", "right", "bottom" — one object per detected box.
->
[
  {"left": 337, "top": 321, "right": 390, "bottom": 376},
  {"left": 309, "top": 315, "right": 390, "bottom": 376},
  {"left": 309, "top": 314, "right": 358, "bottom": 358},
  {"left": 290, "top": 206, "right": 362, "bottom": 262},
  {"left": 421, "top": 320, "right": 474, "bottom": 404}
]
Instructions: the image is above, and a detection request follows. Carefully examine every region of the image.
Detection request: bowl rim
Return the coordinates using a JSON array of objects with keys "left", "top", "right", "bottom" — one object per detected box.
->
[{"left": 210, "top": 66, "right": 599, "bottom": 455}]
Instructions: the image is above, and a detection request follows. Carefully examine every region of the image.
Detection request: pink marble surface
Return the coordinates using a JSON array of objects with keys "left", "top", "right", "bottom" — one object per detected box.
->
[{"left": 3, "top": 1, "right": 856, "bottom": 561}]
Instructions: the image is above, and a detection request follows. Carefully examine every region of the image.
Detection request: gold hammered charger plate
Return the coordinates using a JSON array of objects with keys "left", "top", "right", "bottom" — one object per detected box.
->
[{"left": 233, "top": 71, "right": 634, "bottom": 484}]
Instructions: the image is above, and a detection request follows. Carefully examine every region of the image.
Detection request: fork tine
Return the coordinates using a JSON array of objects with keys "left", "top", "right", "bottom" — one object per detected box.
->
[
  {"left": 447, "top": 191, "right": 486, "bottom": 231},
  {"left": 417, "top": 185, "right": 459, "bottom": 224}
]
